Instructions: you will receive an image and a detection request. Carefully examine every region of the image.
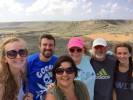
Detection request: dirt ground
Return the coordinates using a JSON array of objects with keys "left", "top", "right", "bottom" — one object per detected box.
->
[{"left": 84, "top": 33, "right": 133, "bottom": 42}]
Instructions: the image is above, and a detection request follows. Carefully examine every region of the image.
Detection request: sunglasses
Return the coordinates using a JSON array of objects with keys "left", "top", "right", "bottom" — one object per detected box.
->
[
  {"left": 55, "top": 67, "right": 76, "bottom": 75},
  {"left": 6, "top": 49, "right": 28, "bottom": 59},
  {"left": 94, "top": 45, "right": 105, "bottom": 49},
  {"left": 69, "top": 48, "right": 82, "bottom": 53}
]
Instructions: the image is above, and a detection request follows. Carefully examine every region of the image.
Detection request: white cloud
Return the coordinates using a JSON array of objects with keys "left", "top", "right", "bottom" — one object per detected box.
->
[
  {"left": 26, "top": 0, "right": 79, "bottom": 16},
  {"left": 0, "top": 0, "right": 24, "bottom": 14},
  {"left": 0, "top": 0, "right": 132, "bottom": 21},
  {"left": 82, "top": 1, "right": 92, "bottom": 14},
  {"left": 43, "top": 0, "right": 77, "bottom": 15},
  {"left": 128, "top": 0, "right": 133, "bottom": 3},
  {"left": 0, "top": 0, "right": 94, "bottom": 21},
  {"left": 110, "top": 3, "right": 120, "bottom": 13},
  {"left": 26, "top": 0, "right": 49, "bottom": 13},
  {"left": 98, "top": 2, "right": 131, "bottom": 18},
  {"left": 25, "top": 0, "right": 92, "bottom": 18}
]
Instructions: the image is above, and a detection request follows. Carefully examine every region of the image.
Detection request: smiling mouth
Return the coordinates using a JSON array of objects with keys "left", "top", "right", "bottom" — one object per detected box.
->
[{"left": 61, "top": 77, "right": 70, "bottom": 80}]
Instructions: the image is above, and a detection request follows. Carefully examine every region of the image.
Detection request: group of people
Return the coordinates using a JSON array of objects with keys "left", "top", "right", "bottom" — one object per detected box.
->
[{"left": 0, "top": 34, "right": 132, "bottom": 100}]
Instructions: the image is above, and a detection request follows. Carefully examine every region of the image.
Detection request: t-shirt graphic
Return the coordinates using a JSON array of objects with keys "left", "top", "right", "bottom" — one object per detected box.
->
[
  {"left": 90, "top": 55, "right": 116, "bottom": 100},
  {"left": 27, "top": 53, "right": 58, "bottom": 100},
  {"left": 96, "top": 68, "right": 110, "bottom": 79}
]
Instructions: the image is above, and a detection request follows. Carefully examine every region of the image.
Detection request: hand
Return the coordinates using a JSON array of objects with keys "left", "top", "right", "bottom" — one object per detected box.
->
[
  {"left": 47, "top": 83, "right": 55, "bottom": 90},
  {"left": 23, "top": 92, "right": 33, "bottom": 100}
]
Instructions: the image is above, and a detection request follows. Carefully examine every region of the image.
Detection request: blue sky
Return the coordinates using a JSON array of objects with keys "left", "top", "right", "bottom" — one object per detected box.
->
[{"left": 0, "top": 0, "right": 133, "bottom": 22}]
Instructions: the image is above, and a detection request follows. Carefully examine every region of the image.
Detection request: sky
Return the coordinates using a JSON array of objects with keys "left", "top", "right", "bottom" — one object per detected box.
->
[{"left": 0, "top": 0, "right": 133, "bottom": 22}]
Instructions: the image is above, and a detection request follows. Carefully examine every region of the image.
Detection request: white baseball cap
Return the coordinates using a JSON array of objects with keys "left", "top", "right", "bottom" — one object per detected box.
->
[{"left": 92, "top": 38, "right": 107, "bottom": 47}]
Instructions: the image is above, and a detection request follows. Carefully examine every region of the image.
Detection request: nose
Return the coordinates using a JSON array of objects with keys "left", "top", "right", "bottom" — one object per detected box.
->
[
  {"left": 120, "top": 54, "right": 125, "bottom": 58},
  {"left": 16, "top": 54, "right": 21, "bottom": 58},
  {"left": 62, "top": 71, "right": 68, "bottom": 76},
  {"left": 46, "top": 45, "right": 51, "bottom": 49}
]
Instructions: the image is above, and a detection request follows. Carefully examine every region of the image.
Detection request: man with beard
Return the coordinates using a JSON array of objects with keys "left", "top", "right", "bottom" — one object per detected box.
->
[
  {"left": 27, "top": 34, "right": 58, "bottom": 100},
  {"left": 90, "top": 38, "right": 116, "bottom": 100}
]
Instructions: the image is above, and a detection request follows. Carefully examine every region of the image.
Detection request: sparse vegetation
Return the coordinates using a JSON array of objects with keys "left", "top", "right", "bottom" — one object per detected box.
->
[{"left": 0, "top": 20, "right": 133, "bottom": 55}]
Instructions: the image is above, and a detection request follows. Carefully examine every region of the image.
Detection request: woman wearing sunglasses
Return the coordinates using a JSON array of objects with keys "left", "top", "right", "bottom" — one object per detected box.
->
[
  {"left": 113, "top": 43, "right": 133, "bottom": 100},
  {"left": 67, "top": 37, "right": 95, "bottom": 100},
  {"left": 45, "top": 55, "right": 90, "bottom": 100},
  {"left": 0, "top": 37, "right": 33, "bottom": 100}
]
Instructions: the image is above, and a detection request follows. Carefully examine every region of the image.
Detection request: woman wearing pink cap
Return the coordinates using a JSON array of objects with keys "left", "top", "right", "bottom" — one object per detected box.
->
[{"left": 67, "top": 37, "right": 96, "bottom": 100}]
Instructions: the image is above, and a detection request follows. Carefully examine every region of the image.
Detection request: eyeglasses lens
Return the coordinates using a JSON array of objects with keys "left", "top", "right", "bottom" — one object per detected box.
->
[
  {"left": 6, "top": 49, "right": 28, "bottom": 59},
  {"left": 69, "top": 48, "right": 82, "bottom": 53},
  {"left": 55, "top": 67, "right": 75, "bottom": 75}
]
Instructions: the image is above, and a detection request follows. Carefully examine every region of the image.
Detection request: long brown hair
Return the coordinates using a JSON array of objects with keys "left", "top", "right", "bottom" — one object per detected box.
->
[
  {"left": 0, "top": 37, "right": 27, "bottom": 100},
  {"left": 114, "top": 43, "right": 132, "bottom": 88}
]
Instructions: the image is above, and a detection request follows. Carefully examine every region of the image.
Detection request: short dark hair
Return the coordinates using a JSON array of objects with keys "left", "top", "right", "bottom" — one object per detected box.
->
[
  {"left": 52, "top": 55, "right": 78, "bottom": 82},
  {"left": 39, "top": 34, "right": 55, "bottom": 45}
]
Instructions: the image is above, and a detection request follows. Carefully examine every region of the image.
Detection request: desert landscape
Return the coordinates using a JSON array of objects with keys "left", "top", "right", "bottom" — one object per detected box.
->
[{"left": 0, "top": 20, "right": 133, "bottom": 55}]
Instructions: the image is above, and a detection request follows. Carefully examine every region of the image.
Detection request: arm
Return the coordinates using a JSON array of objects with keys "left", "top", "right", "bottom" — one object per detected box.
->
[
  {"left": 113, "top": 89, "right": 117, "bottom": 100},
  {"left": 45, "top": 92, "right": 56, "bottom": 100}
]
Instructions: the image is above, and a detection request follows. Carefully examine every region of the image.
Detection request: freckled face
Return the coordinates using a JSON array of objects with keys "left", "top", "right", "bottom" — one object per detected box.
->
[{"left": 4, "top": 41, "right": 27, "bottom": 72}]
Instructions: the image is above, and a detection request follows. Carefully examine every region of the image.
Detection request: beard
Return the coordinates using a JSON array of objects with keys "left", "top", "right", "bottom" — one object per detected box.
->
[
  {"left": 95, "top": 53, "right": 105, "bottom": 60},
  {"left": 42, "top": 49, "right": 53, "bottom": 58}
]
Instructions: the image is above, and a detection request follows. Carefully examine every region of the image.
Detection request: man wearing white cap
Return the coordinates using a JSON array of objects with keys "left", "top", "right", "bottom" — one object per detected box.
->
[{"left": 90, "top": 38, "right": 116, "bottom": 100}]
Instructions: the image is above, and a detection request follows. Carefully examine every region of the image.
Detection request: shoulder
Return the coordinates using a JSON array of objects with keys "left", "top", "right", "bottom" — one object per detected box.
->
[
  {"left": 74, "top": 80, "right": 87, "bottom": 89},
  {"left": 46, "top": 86, "right": 62, "bottom": 100},
  {"left": 47, "top": 86, "right": 62, "bottom": 95},
  {"left": 49, "top": 55, "right": 58, "bottom": 63},
  {"left": 27, "top": 53, "right": 39, "bottom": 62},
  {"left": 45, "top": 91, "right": 56, "bottom": 100},
  {"left": 51, "top": 55, "right": 58, "bottom": 60},
  {"left": 28, "top": 53, "right": 39, "bottom": 59},
  {"left": 106, "top": 55, "right": 116, "bottom": 62},
  {"left": 83, "top": 55, "right": 91, "bottom": 60},
  {"left": 74, "top": 80, "right": 90, "bottom": 100}
]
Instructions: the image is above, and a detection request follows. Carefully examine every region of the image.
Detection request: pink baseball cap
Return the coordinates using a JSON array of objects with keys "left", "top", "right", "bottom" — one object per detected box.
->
[{"left": 67, "top": 37, "right": 84, "bottom": 49}]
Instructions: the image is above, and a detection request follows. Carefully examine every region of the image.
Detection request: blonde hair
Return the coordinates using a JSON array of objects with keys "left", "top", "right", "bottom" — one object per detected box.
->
[{"left": 0, "top": 36, "right": 27, "bottom": 100}]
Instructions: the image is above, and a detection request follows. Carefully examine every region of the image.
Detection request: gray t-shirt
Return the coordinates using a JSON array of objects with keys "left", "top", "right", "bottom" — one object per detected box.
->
[
  {"left": 91, "top": 55, "right": 116, "bottom": 100},
  {"left": 114, "top": 71, "right": 133, "bottom": 100}
]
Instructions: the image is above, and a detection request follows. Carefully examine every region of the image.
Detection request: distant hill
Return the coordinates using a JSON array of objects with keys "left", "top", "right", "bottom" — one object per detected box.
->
[
  {"left": 0, "top": 20, "right": 133, "bottom": 42},
  {"left": 0, "top": 20, "right": 133, "bottom": 36},
  {"left": 0, "top": 20, "right": 133, "bottom": 55}
]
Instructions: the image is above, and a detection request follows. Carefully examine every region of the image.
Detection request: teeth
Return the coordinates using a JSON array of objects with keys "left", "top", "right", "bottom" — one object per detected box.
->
[{"left": 62, "top": 77, "right": 69, "bottom": 80}]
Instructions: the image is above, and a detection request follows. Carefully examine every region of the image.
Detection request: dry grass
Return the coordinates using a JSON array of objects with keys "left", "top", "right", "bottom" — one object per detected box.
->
[{"left": 84, "top": 33, "right": 133, "bottom": 42}]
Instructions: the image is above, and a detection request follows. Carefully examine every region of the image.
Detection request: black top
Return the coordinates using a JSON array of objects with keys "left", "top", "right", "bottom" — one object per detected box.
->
[
  {"left": 114, "top": 70, "right": 133, "bottom": 100},
  {"left": 91, "top": 55, "right": 116, "bottom": 100}
]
